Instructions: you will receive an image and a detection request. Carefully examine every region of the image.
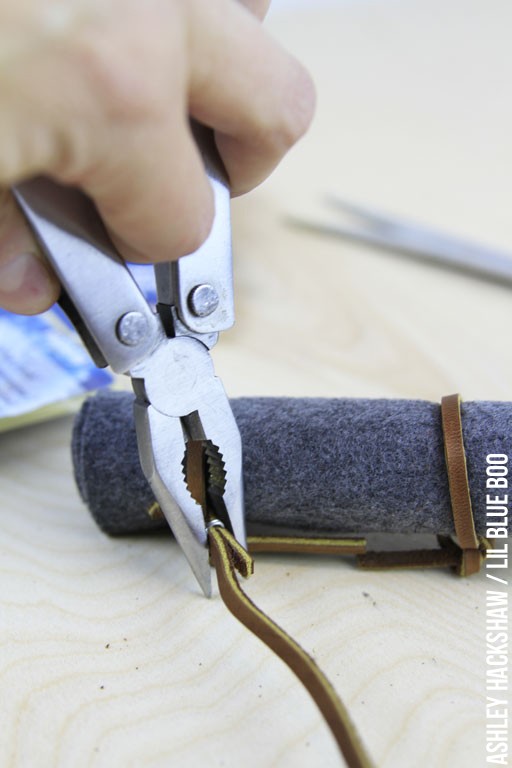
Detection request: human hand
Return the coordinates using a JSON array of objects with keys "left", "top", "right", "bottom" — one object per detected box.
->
[{"left": 0, "top": 0, "right": 315, "bottom": 314}]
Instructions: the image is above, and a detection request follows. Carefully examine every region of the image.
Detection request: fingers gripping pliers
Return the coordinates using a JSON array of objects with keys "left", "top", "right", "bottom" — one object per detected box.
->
[{"left": 13, "top": 126, "right": 246, "bottom": 597}]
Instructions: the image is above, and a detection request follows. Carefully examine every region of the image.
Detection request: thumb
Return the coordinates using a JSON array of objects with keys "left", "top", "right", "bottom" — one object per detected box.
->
[{"left": 0, "top": 189, "right": 59, "bottom": 314}]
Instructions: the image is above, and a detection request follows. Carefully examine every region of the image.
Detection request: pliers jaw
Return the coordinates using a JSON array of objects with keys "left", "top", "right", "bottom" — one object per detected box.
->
[{"left": 132, "top": 335, "right": 245, "bottom": 597}]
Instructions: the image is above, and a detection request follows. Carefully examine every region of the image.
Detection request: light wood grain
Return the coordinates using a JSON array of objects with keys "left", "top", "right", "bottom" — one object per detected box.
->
[{"left": 1, "top": 1, "right": 511, "bottom": 766}]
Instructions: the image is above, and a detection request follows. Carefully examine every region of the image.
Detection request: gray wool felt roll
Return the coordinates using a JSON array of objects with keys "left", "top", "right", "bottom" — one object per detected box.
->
[{"left": 71, "top": 390, "right": 511, "bottom": 538}]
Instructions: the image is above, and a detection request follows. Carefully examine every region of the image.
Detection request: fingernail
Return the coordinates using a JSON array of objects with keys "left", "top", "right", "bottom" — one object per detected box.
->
[{"left": 0, "top": 253, "right": 55, "bottom": 308}]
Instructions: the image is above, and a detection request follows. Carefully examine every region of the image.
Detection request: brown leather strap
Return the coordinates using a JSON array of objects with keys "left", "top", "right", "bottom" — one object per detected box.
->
[
  {"left": 357, "top": 543, "right": 461, "bottom": 571},
  {"left": 208, "top": 525, "right": 375, "bottom": 768},
  {"left": 248, "top": 535, "right": 366, "bottom": 556},
  {"left": 186, "top": 438, "right": 374, "bottom": 766},
  {"left": 358, "top": 393, "right": 488, "bottom": 576},
  {"left": 440, "top": 393, "right": 482, "bottom": 575}
]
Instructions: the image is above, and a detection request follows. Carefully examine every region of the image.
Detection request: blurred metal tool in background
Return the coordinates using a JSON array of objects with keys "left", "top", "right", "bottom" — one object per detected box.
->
[{"left": 289, "top": 197, "right": 512, "bottom": 286}]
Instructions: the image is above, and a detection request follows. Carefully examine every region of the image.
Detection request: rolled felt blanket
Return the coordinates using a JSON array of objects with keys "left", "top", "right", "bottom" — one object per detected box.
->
[{"left": 72, "top": 390, "right": 510, "bottom": 538}]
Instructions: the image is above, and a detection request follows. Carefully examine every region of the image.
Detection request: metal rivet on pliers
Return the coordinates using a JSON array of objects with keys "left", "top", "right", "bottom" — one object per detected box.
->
[{"left": 188, "top": 284, "right": 220, "bottom": 317}]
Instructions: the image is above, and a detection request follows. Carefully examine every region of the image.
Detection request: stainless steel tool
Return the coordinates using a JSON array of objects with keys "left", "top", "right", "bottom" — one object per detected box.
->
[
  {"left": 13, "top": 127, "right": 245, "bottom": 597},
  {"left": 290, "top": 197, "right": 512, "bottom": 286}
]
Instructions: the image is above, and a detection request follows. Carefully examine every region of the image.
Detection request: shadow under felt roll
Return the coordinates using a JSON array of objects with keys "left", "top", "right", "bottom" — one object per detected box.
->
[{"left": 71, "top": 390, "right": 510, "bottom": 538}]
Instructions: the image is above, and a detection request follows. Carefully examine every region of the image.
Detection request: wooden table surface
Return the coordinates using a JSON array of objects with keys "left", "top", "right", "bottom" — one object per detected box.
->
[{"left": 1, "top": 2, "right": 511, "bottom": 766}]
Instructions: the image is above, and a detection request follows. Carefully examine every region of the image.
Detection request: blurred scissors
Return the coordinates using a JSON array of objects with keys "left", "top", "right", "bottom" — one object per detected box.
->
[
  {"left": 290, "top": 197, "right": 512, "bottom": 286},
  {"left": 13, "top": 125, "right": 245, "bottom": 597}
]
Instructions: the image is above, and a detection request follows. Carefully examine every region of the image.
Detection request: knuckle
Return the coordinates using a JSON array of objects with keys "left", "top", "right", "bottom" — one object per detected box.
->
[
  {"left": 247, "top": 61, "right": 316, "bottom": 162},
  {"left": 277, "top": 62, "right": 316, "bottom": 148},
  {"left": 170, "top": 170, "right": 215, "bottom": 257},
  {"left": 178, "top": 202, "right": 215, "bottom": 256},
  {"left": 70, "top": 22, "right": 168, "bottom": 123},
  {"left": 114, "top": 183, "right": 215, "bottom": 263}
]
